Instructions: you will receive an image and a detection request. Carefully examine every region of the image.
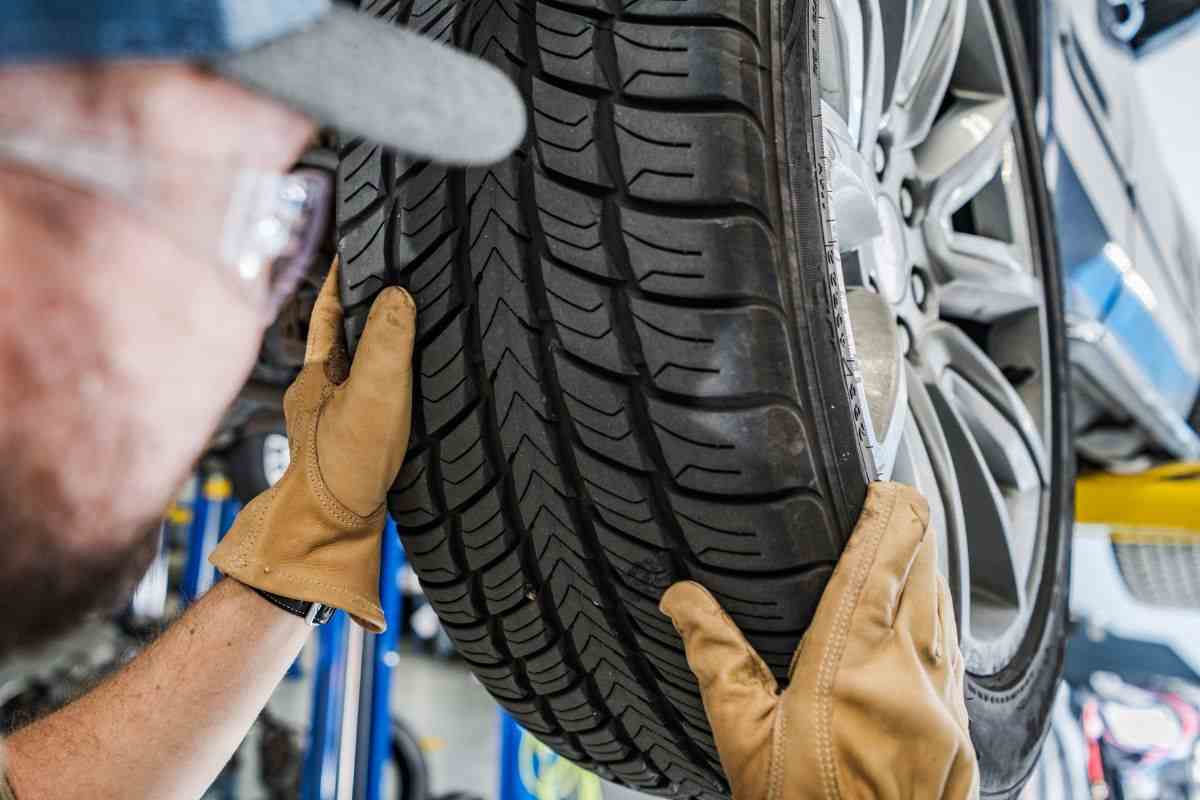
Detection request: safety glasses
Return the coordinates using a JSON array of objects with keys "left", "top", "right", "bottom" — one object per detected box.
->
[{"left": 0, "top": 127, "right": 332, "bottom": 321}]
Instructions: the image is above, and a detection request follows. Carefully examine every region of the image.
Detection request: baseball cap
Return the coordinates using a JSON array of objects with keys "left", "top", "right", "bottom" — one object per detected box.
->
[{"left": 0, "top": 1, "right": 526, "bottom": 165}]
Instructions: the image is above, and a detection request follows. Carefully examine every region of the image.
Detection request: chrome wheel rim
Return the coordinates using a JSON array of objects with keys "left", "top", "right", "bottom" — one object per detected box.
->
[
  {"left": 262, "top": 432, "right": 292, "bottom": 488},
  {"left": 818, "top": 0, "right": 1053, "bottom": 675}
]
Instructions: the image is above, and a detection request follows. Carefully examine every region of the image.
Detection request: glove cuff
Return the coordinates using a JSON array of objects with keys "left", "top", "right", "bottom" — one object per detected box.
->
[{"left": 209, "top": 478, "right": 388, "bottom": 633}]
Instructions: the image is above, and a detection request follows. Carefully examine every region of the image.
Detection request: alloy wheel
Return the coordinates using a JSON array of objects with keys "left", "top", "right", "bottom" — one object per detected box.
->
[{"left": 819, "top": 0, "right": 1054, "bottom": 675}]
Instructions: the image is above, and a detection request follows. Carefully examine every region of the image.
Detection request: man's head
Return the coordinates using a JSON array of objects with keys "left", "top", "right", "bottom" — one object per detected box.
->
[{"left": 0, "top": 2, "right": 524, "bottom": 656}]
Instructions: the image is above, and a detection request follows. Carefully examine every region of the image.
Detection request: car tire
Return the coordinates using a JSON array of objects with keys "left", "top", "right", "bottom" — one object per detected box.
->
[
  {"left": 334, "top": 0, "right": 1069, "bottom": 795},
  {"left": 226, "top": 418, "right": 291, "bottom": 505}
]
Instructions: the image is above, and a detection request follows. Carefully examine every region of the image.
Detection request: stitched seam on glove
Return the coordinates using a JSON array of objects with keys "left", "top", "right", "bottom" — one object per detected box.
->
[
  {"left": 232, "top": 558, "right": 385, "bottom": 617},
  {"left": 305, "top": 405, "right": 385, "bottom": 528},
  {"left": 816, "top": 485, "right": 900, "bottom": 800},
  {"left": 226, "top": 486, "right": 276, "bottom": 569},
  {"left": 769, "top": 702, "right": 787, "bottom": 800}
]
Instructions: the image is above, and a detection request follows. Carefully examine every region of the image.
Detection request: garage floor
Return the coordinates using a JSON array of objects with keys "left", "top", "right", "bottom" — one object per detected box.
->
[
  {"left": 240, "top": 645, "right": 649, "bottom": 800},
  {"left": 387, "top": 651, "right": 499, "bottom": 796}
]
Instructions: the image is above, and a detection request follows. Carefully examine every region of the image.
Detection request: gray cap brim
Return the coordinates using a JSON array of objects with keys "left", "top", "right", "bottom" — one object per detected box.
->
[{"left": 214, "top": 6, "right": 526, "bottom": 166}]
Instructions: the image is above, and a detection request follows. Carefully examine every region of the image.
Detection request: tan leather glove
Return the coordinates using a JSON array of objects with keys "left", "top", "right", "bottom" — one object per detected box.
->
[
  {"left": 211, "top": 260, "right": 415, "bottom": 632},
  {"left": 661, "top": 482, "right": 979, "bottom": 800}
]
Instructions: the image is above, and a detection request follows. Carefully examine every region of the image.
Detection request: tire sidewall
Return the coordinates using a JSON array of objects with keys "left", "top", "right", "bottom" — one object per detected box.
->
[
  {"left": 781, "top": 0, "right": 1074, "bottom": 794},
  {"left": 966, "top": 0, "right": 1073, "bottom": 794}
]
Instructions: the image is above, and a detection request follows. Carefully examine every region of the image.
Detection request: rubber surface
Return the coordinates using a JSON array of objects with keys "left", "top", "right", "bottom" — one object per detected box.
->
[
  {"left": 334, "top": 0, "right": 868, "bottom": 794},
  {"left": 333, "top": 0, "right": 1068, "bottom": 795},
  {"left": 227, "top": 418, "right": 288, "bottom": 505}
]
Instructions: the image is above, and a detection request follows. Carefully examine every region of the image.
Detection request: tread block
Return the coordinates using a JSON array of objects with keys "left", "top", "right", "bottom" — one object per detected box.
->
[
  {"left": 596, "top": 519, "right": 674, "bottom": 593},
  {"left": 440, "top": 412, "right": 497, "bottom": 508},
  {"left": 467, "top": 162, "right": 526, "bottom": 237},
  {"left": 421, "top": 328, "right": 477, "bottom": 434},
  {"left": 613, "top": 24, "right": 766, "bottom": 114},
  {"left": 533, "top": 78, "right": 612, "bottom": 189},
  {"left": 607, "top": 757, "right": 662, "bottom": 787},
  {"left": 647, "top": 398, "right": 818, "bottom": 495},
  {"left": 410, "top": 0, "right": 457, "bottom": 41},
  {"left": 629, "top": 298, "right": 798, "bottom": 397},
  {"left": 501, "top": 600, "right": 557, "bottom": 657},
  {"left": 620, "top": 0, "right": 764, "bottom": 36},
  {"left": 471, "top": 210, "right": 529, "bottom": 295},
  {"left": 442, "top": 620, "right": 500, "bottom": 664},
  {"left": 554, "top": 352, "right": 648, "bottom": 469},
  {"left": 536, "top": 172, "right": 617, "bottom": 280},
  {"left": 672, "top": 491, "right": 839, "bottom": 571},
  {"left": 620, "top": 209, "right": 781, "bottom": 304},
  {"left": 339, "top": 202, "right": 389, "bottom": 303},
  {"left": 614, "top": 106, "right": 770, "bottom": 209},
  {"left": 550, "top": 685, "right": 603, "bottom": 733},
  {"left": 338, "top": 140, "right": 387, "bottom": 221},
  {"left": 363, "top": 0, "right": 409, "bottom": 23},
  {"left": 407, "top": 236, "right": 461, "bottom": 341},
  {"left": 544, "top": 259, "right": 636, "bottom": 375},
  {"left": 462, "top": 0, "right": 524, "bottom": 64},
  {"left": 690, "top": 563, "right": 829, "bottom": 634},
  {"left": 404, "top": 524, "right": 461, "bottom": 582},
  {"left": 460, "top": 487, "right": 513, "bottom": 566},
  {"left": 579, "top": 735, "right": 634, "bottom": 764},
  {"left": 482, "top": 549, "right": 530, "bottom": 614},
  {"left": 499, "top": 388, "right": 556, "bottom": 466},
  {"left": 399, "top": 166, "right": 456, "bottom": 258},
  {"left": 422, "top": 578, "right": 482, "bottom": 625},
  {"left": 486, "top": 301, "right": 541, "bottom": 384},
  {"left": 620, "top": 583, "right": 681, "bottom": 642},
  {"left": 574, "top": 448, "right": 669, "bottom": 549},
  {"left": 537, "top": 4, "right": 609, "bottom": 90},
  {"left": 391, "top": 451, "right": 441, "bottom": 528},
  {"left": 474, "top": 661, "right": 530, "bottom": 701},
  {"left": 529, "top": 489, "right": 589, "bottom": 576}
]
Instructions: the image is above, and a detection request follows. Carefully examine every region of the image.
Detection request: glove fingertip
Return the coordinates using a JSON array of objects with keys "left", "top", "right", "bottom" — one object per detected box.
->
[
  {"left": 659, "top": 580, "right": 718, "bottom": 623},
  {"left": 373, "top": 286, "right": 417, "bottom": 320},
  {"left": 361, "top": 287, "right": 417, "bottom": 352}
]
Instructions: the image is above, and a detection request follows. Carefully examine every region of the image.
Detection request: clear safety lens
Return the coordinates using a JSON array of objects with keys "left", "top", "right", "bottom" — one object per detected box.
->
[{"left": 0, "top": 128, "right": 332, "bottom": 320}]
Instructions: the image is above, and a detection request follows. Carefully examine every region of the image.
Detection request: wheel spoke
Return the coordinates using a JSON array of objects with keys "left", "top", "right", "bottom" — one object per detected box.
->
[
  {"left": 824, "top": 102, "right": 882, "bottom": 253},
  {"left": 821, "top": 0, "right": 866, "bottom": 144},
  {"left": 888, "top": 0, "right": 968, "bottom": 148},
  {"left": 921, "top": 322, "right": 1048, "bottom": 480},
  {"left": 932, "top": 234, "right": 1041, "bottom": 321},
  {"left": 926, "top": 380, "right": 1026, "bottom": 611},
  {"left": 915, "top": 98, "right": 1039, "bottom": 320},
  {"left": 919, "top": 322, "right": 1048, "bottom": 619},
  {"left": 896, "top": 362, "right": 971, "bottom": 638},
  {"left": 859, "top": 0, "right": 888, "bottom": 152}
]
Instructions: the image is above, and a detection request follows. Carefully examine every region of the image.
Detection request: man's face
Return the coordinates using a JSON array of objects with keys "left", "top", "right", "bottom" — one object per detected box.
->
[{"left": 0, "top": 63, "right": 315, "bottom": 655}]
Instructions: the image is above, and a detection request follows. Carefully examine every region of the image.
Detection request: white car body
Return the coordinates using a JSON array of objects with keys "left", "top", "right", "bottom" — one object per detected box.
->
[{"left": 1047, "top": 0, "right": 1200, "bottom": 460}]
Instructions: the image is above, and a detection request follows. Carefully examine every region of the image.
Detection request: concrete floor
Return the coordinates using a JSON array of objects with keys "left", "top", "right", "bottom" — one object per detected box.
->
[
  {"left": 235, "top": 645, "right": 650, "bottom": 799},
  {"left": 388, "top": 650, "right": 500, "bottom": 796}
]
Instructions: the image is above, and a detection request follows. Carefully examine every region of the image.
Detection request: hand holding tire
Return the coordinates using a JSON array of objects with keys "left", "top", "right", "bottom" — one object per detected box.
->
[
  {"left": 211, "top": 260, "right": 416, "bottom": 631},
  {"left": 661, "top": 482, "right": 979, "bottom": 800}
]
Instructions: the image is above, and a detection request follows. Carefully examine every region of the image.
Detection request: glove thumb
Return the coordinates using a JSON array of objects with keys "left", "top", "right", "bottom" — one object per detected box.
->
[{"left": 661, "top": 581, "right": 780, "bottom": 797}]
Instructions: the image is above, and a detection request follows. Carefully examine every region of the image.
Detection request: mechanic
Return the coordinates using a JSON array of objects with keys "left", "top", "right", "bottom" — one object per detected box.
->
[{"left": 0, "top": 2, "right": 978, "bottom": 799}]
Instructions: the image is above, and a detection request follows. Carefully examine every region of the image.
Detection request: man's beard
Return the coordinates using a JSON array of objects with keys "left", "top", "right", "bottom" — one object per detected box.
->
[{"left": 0, "top": 515, "right": 160, "bottom": 658}]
